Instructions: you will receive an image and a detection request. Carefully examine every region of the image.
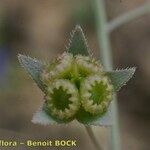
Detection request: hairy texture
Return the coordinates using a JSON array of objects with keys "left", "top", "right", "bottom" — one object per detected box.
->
[
  {"left": 18, "top": 25, "right": 135, "bottom": 125},
  {"left": 41, "top": 52, "right": 112, "bottom": 123}
]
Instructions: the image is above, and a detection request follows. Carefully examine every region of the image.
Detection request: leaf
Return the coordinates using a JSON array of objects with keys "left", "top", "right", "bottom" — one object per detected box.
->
[
  {"left": 32, "top": 109, "right": 57, "bottom": 125},
  {"left": 88, "top": 103, "right": 112, "bottom": 126},
  {"left": 67, "top": 25, "right": 90, "bottom": 56},
  {"left": 106, "top": 68, "right": 136, "bottom": 91},
  {"left": 18, "top": 54, "right": 45, "bottom": 92}
]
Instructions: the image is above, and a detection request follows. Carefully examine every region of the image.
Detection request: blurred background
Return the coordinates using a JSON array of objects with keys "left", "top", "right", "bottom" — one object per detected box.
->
[{"left": 0, "top": 0, "right": 149, "bottom": 150}]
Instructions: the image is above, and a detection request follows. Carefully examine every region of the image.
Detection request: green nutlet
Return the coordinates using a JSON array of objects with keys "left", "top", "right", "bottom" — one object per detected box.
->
[{"left": 41, "top": 52, "right": 113, "bottom": 123}]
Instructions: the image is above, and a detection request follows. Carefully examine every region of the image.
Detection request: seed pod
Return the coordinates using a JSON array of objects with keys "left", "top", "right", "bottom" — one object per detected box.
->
[
  {"left": 44, "top": 79, "right": 80, "bottom": 123},
  {"left": 41, "top": 53, "right": 113, "bottom": 123},
  {"left": 71, "top": 55, "right": 104, "bottom": 89},
  {"left": 75, "top": 55, "right": 103, "bottom": 78},
  {"left": 41, "top": 52, "right": 74, "bottom": 84},
  {"left": 76, "top": 74, "right": 113, "bottom": 123}
]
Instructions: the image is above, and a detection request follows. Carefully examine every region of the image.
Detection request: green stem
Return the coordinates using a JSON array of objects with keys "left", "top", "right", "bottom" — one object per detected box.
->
[
  {"left": 94, "top": 0, "right": 121, "bottom": 150},
  {"left": 94, "top": 0, "right": 113, "bottom": 70},
  {"left": 85, "top": 126, "right": 102, "bottom": 150},
  {"left": 107, "top": 2, "right": 150, "bottom": 32}
]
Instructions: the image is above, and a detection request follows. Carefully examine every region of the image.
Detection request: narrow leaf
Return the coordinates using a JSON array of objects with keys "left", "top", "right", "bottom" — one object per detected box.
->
[
  {"left": 67, "top": 25, "right": 90, "bottom": 56},
  {"left": 18, "top": 54, "right": 45, "bottom": 92},
  {"left": 106, "top": 68, "right": 136, "bottom": 91},
  {"left": 32, "top": 109, "right": 57, "bottom": 125}
]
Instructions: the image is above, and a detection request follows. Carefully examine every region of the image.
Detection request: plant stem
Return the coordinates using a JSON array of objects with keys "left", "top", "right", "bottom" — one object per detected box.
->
[
  {"left": 94, "top": 0, "right": 121, "bottom": 150},
  {"left": 85, "top": 126, "right": 102, "bottom": 150},
  {"left": 107, "top": 2, "right": 150, "bottom": 32}
]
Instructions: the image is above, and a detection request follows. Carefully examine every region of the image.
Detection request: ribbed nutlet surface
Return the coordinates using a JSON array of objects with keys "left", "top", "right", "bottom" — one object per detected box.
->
[{"left": 41, "top": 52, "right": 113, "bottom": 122}]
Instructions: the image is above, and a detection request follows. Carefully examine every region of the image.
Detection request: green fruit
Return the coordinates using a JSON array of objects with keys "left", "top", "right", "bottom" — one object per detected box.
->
[
  {"left": 41, "top": 53, "right": 113, "bottom": 124},
  {"left": 44, "top": 79, "right": 80, "bottom": 123}
]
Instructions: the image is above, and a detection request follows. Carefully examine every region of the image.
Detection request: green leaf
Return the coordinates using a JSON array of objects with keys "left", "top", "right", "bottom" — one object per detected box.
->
[
  {"left": 32, "top": 108, "right": 57, "bottom": 125},
  {"left": 106, "top": 68, "right": 136, "bottom": 91},
  {"left": 18, "top": 54, "right": 45, "bottom": 92},
  {"left": 67, "top": 25, "right": 90, "bottom": 56}
]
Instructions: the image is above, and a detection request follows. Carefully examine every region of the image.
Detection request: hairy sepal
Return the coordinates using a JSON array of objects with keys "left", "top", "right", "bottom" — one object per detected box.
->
[
  {"left": 18, "top": 54, "right": 46, "bottom": 92},
  {"left": 106, "top": 68, "right": 136, "bottom": 91}
]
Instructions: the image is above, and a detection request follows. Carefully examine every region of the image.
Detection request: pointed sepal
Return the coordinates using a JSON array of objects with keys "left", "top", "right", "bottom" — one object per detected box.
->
[
  {"left": 18, "top": 54, "right": 45, "bottom": 92},
  {"left": 106, "top": 68, "right": 136, "bottom": 91},
  {"left": 67, "top": 25, "right": 90, "bottom": 56},
  {"left": 32, "top": 109, "right": 57, "bottom": 125}
]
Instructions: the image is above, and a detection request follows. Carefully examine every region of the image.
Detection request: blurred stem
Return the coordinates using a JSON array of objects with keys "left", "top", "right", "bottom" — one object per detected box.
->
[
  {"left": 85, "top": 126, "right": 102, "bottom": 150},
  {"left": 107, "top": 2, "right": 150, "bottom": 32},
  {"left": 94, "top": 0, "right": 121, "bottom": 150}
]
